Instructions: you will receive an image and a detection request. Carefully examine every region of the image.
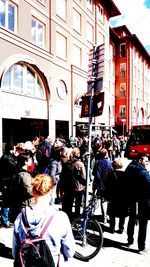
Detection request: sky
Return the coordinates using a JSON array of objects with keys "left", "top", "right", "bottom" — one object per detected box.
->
[{"left": 110, "top": 0, "right": 150, "bottom": 54}]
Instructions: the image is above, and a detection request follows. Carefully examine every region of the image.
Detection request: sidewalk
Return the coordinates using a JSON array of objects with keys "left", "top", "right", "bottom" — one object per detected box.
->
[{"left": 0, "top": 218, "right": 150, "bottom": 267}]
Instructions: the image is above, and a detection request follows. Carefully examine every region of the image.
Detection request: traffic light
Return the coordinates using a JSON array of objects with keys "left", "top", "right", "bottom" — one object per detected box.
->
[
  {"left": 80, "top": 92, "right": 104, "bottom": 117},
  {"left": 80, "top": 95, "right": 91, "bottom": 118}
]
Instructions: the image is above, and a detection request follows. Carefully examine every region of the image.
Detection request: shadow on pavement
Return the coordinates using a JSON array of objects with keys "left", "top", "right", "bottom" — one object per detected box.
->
[
  {"left": 102, "top": 237, "right": 138, "bottom": 254},
  {"left": 0, "top": 242, "right": 13, "bottom": 259},
  {"left": 101, "top": 224, "right": 138, "bottom": 254}
]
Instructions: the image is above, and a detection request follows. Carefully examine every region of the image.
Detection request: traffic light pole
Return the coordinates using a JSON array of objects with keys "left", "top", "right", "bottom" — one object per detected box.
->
[{"left": 85, "top": 46, "right": 97, "bottom": 208}]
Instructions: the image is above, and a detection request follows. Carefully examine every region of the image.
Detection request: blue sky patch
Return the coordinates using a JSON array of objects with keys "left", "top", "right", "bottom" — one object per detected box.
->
[
  {"left": 145, "top": 45, "right": 150, "bottom": 54},
  {"left": 144, "top": 0, "right": 150, "bottom": 9}
]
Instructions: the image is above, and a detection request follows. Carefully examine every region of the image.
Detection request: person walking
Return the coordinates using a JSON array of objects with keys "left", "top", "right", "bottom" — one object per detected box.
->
[
  {"left": 12, "top": 173, "right": 75, "bottom": 266},
  {"left": 108, "top": 159, "right": 127, "bottom": 234},
  {"left": 93, "top": 148, "right": 114, "bottom": 224},
  {"left": 124, "top": 153, "right": 150, "bottom": 254}
]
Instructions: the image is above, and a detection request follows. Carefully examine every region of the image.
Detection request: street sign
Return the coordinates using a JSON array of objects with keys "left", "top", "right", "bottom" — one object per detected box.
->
[{"left": 93, "top": 92, "right": 104, "bottom": 116}]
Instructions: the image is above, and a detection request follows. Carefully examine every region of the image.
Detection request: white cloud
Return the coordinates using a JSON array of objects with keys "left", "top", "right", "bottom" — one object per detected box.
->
[{"left": 110, "top": 0, "right": 150, "bottom": 48}]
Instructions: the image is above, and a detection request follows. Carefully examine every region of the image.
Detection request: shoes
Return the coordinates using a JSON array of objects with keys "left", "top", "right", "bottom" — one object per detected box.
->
[
  {"left": 124, "top": 242, "right": 134, "bottom": 248},
  {"left": 0, "top": 222, "right": 13, "bottom": 228},
  {"left": 109, "top": 228, "right": 115, "bottom": 234},
  {"left": 103, "top": 217, "right": 108, "bottom": 224},
  {"left": 116, "top": 229, "right": 123, "bottom": 234},
  {"left": 138, "top": 249, "right": 149, "bottom": 255}
]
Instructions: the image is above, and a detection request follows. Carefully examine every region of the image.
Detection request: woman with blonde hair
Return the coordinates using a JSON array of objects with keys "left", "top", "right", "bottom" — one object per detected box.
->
[
  {"left": 12, "top": 173, "right": 75, "bottom": 266},
  {"left": 71, "top": 147, "right": 86, "bottom": 217}
]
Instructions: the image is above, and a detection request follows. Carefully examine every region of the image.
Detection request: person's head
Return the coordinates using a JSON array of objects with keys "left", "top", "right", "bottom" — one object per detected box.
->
[
  {"left": 112, "top": 158, "right": 123, "bottom": 170},
  {"left": 16, "top": 143, "right": 25, "bottom": 155},
  {"left": 53, "top": 138, "right": 66, "bottom": 148},
  {"left": 4, "top": 143, "right": 15, "bottom": 154},
  {"left": 71, "top": 147, "right": 80, "bottom": 159},
  {"left": 50, "top": 146, "right": 61, "bottom": 161},
  {"left": 24, "top": 141, "right": 35, "bottom": 153},
  {"left": 31, "top": 174, "right": 54, "bottom": 197},
  {"left": 136, "top": 153, "right": 149, "bottom": 167},
  {"left": 17, "top": 152, "right": 33, "bottom": 169},
  {"left": 98, "top": 148, "right": 108, "bottom": 159},
  {"left": 60, "top": 147, "right": 72, "bottom": 163}
]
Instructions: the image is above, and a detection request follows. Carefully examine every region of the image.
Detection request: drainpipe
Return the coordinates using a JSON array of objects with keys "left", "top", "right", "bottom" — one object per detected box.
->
[
  {"left": 94, "top": 1, "right": 97, "bottom": 45},
  {"left": 49, "top": 0, "right": 52, "bottom": 54},
  {"left": 126, "top": 41, "right": 130, "bottom": 132},
  {"left": 71, "top": 65, "right": 74, "bottom": 136}
]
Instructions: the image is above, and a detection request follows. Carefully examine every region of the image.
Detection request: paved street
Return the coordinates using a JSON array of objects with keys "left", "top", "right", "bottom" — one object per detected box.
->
[{"left": 0, "top": 217, "right": 150, "bottom": 267}]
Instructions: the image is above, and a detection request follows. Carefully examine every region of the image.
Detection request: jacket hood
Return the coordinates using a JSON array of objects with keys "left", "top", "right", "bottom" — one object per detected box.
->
[{"left": 21, "top": 205, "right": 55, "bottom": 237}]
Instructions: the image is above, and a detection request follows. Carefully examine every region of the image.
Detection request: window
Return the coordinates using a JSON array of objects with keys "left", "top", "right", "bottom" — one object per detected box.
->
[
  {"left": 120, "top": 83, "right": 126, "bottom": 98},
  {"left": 87, "top": 22, "right": 93, "bottom": 43},
  {"left": 73, "top": 9, "right": 81, "bottom": 34},
  {"left": 120, "top": 44, "right": 126, "bottom": 57},
  {"left": 0, "top": 0, "right": 17, "bottom": 32},
  {"left": 56, "top": 32, "right": 67, "bottom": 60},
  {"left": 120, "top": 105, "right": 126, "bottom": 118},
  {"left": 120, "top": 63, "right": 126, "bottom": 77},
  {"left": 87, "top": 0, "right": 93, "bottom": 12},
  {"left": 31, "top": 17, "right": 45, "bottom": 48},
  {"left": 1, "top": 63, "right": 45, "bottom": 99},
  {"left": 113, "top": 44, "right": 116, "bottom": 57},
  {"left": 72, "top": 45, "right": 81, "bottom": 68},
  {"left": 56, "top": 0, "right": 67, "bottom": 21},
  {"left": 13, "top": 64, "right": 23, "bottom": 94},
  {"left": 98, "top": 4, "right": 103, "bottom": 23},
  {"left": 56, "top": 80, "right": 67, "bottom": 100}
]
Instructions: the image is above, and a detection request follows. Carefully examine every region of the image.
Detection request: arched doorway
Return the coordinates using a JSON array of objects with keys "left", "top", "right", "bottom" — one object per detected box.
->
[{"left": 0, "top": 56, "right": 50, "bottom": 147}]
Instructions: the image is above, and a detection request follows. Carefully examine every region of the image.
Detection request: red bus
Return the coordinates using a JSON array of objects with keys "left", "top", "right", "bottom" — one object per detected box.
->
[{"left": 125, "top": 125, "right": 150, "bottom": 159}]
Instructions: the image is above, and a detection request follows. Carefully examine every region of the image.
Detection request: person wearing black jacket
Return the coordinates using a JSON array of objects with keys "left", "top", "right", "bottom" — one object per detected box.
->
[
  {"left": 58, "top": 148, "right": 76, "bottom": 221},
  {"left": 0, "top": 143, "right": 17, "bottom": 227},
  {"left": 124, "top": 154, "right": 150, "bottom": 254}
]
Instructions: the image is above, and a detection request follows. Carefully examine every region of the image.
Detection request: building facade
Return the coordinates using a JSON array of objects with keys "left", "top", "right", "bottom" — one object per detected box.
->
[
  {"left": 110, "top": 26, "right": 150, "bottom": 134},
  {"left": 0, "top": 0, "right": 120, "bottom": 154}
]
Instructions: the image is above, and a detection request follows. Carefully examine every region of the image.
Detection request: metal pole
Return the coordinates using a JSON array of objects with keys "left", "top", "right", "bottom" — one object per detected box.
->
[
  {"left": 85, "top": 46, "right": 97, "bottom": 208},
  {"left": 85, "top": 93, "right": 94, "bottom": 208}
]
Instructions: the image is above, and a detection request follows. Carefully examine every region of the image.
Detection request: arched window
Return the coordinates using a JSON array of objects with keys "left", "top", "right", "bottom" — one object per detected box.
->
[{"left": 1, "top": 63, "right": 45, "bottom": 99}]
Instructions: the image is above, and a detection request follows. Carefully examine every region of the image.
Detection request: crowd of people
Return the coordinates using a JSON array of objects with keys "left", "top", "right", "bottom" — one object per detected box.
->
[{"left": 0, "top": 132, "right": 150, "bottom": 263}]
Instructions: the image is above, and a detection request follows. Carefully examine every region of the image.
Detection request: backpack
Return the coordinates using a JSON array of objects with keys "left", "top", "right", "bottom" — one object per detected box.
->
[
  {"left": 72, "top": 162, "right": 86, "bottom": 188},
  {"left": 14, "top": 211, "right": 56, "bottom": 267}
]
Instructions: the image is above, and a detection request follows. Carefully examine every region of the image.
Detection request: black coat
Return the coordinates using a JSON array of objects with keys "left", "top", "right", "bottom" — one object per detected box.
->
[
  {"left": 124, "top": 160, "right": 150, "bottom": 219},
  {"left": 124, "top": 160, "right": 150, "bottom": 202},
  {"left": 59, "top": 161, "right": 76, "bottom": 195},
  {"left": 107, "top": 170, "right": 129, "bottom": 217}
]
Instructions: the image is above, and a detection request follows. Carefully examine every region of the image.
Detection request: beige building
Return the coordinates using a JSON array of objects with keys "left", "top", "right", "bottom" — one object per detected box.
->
[{"left": 0, "top": 0, "right": 120, "bottom": 153}]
